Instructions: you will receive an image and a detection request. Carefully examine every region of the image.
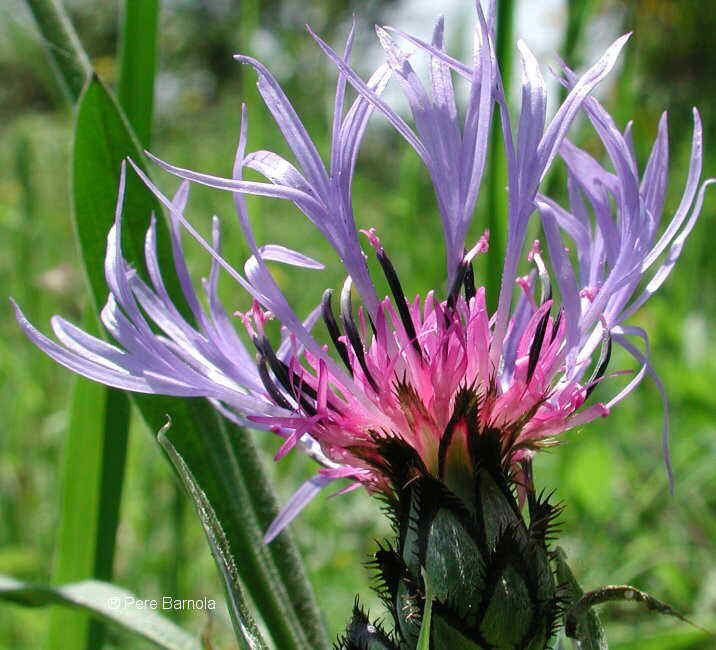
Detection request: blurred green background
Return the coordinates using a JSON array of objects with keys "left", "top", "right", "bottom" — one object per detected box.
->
[{"left": 0, "top": 0, "right": 714, "bottom": 648}]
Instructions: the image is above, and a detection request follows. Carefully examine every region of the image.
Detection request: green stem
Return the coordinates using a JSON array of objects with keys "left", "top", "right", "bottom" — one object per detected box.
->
[
  {"left": 117, "top": 0, "right": 159, "bottom": 148},
  {"left": 23, "top": 0, "right": 91, "bottom": 103},
  {"left": 486, "top": 0, "right": 515, "bottom": 312}
]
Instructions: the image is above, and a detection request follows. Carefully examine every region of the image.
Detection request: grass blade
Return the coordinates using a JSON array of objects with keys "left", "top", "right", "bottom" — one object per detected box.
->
[
  {"left": 223, "top": 419, "right": 331, "bottom": 650},
  {"left": 23, "top": 0, "right": 91, "bottom": 103},
  {"left": 0, "top": 575, "right": 200, "bottom": 650},
  {"left": 148, "top": 397, "right": 318, "bottom": 650},
  {"left": 117, "top": 0, "right": 159, "bottom": 148},
  {"left": 485, "top": 0, "right": 515, "bottom": 313}
]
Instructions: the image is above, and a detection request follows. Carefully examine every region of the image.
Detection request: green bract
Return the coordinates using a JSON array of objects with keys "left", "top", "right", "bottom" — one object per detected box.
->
[{"left": 337, "top": 388, "right": 563, "bottom": 650}]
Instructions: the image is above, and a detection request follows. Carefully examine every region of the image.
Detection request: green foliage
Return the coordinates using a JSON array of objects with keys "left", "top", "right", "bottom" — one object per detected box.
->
[
  {"left": 23, "top": 0, "right": 91, "bottom": 103},
  {"left": 117, "top": 0, "right": 159, "bottom": 149},
  {"left": 0, "top": 575, "right": 201, "bottom": 650},
  {"left": 416, "top": 568, "right": 433, "bottom": 650},
  {"left": 485, "top": 0, "right": 514, "bottom": 313}
]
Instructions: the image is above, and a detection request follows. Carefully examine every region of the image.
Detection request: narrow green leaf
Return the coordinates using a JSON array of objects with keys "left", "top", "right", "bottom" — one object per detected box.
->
[
  {"left": 485, "top": 0, "right": 514, "bottom": 313},
  {"left": 72, "top": 75, "right": 171, "bottom": 307},
  {"left": 0, "top": 575, "right": 199, "bottom": 650},
  {"left": 71, "top": 74, "right": 327, "bottom": 650},
  {"left": 554, "top": 547, "right": 608, "bottom": 650},
  {"left": 117, "top": 0, "right": 159, "bottom": 147},
  {"left": 23, "top": 0, "right": 91, "bottom": 103},
  {"left": 418, "top": 567, "right": 434, "bottom": 650},
  {"left": 48, "top": 335, "right": 104, "bottom": 650},
  {"left": 158, "top": 425, "right": 268, "bottom": 650},
  {"left": 88, "top": 383, "right": 131, "bottom": 648}
]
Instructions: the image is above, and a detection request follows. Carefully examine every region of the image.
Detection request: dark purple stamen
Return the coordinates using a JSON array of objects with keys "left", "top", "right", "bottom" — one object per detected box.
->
[
  {"left": 550, "top": 308, "right": 563, "bottom": 343},
  {"left": 463, "top": 261, "right": 476, "bottom": 302},
  {"left": 374, "top": 248, "right": 422, "bottom": 361},
  {"left": 340, "top": 279, "right": 379, "bottom": 394},
  {"left": 253, "top": 335, "right": 319, "bottom": 415},
  {"left": 527, "top": 307, "right": 551, "bottom": 384},
  {"left": 367, "top": 312, "right": 377, "bottom": 338},
  {"left": 446, "top": 261, "right": 469, "bottom": 312},
  {"left": 257, "top": 356, "right": 294, "bottom": 410},
  {"left": 321, "top": 288, "right": 352, "bottom": 372},
  {"left": 253, "top": 336, "right": 292, "bottom": 395},
  {"left": 585, "top": 334, "right": 612, "bottom": 400}
]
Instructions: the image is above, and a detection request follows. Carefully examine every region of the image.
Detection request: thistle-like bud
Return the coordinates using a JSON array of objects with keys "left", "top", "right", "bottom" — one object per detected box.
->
[{"left": 338, "top": 387, "right": 563, "bottom": 650}]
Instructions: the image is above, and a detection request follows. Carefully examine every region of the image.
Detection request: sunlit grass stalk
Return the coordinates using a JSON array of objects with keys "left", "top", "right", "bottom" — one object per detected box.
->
[
  {"left": 560, "top": 0, "right": 596, "bottom": 101},
  {"left": 118, "top": 0, "right": 159, "bottom": 148},
  {"left": 485, "top": 0, "right": 514, "bottom": 312}
]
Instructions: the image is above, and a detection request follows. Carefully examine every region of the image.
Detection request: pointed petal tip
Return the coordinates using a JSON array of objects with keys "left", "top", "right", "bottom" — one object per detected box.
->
[
  {"left": 612, "top": 32, "right": 632, "bottom": 52},
  {"left": 136, "top": 152, "right": 153, "bottom": 169},
  {"left": 262, "top": 474, "right": 335, "bottom": 544},
  {"left": 374, "top": 23, "right": 389, "bottom": 39},
  {"left": 692, "top": 106, "right": 702, "bottom": 129},
  {"left": 9, "top": 296, "right": 22, "bottom": 320}
]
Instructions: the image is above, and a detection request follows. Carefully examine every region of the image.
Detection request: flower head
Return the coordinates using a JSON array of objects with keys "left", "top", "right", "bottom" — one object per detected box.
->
[{"left": 14, "top": 3, "right": 712, "bottom": 540}]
